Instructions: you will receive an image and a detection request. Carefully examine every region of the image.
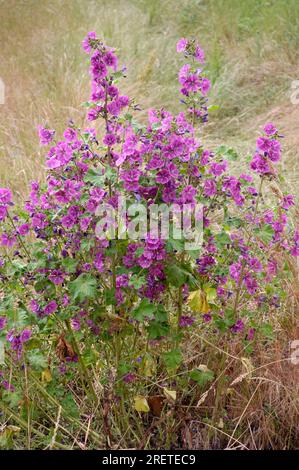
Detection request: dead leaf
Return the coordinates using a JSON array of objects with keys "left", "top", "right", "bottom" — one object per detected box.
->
[
  {"left": 148, "top": 395, "right": 165, "bottom": 416},
  {"left": 56, "top": 334, "right": 76, "bottom": 362}
]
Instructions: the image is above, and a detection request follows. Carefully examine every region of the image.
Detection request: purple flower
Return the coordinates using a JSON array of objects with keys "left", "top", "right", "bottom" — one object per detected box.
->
[
  {"left": 38, "top": 126, "right": 55, "bottom": 146},
  {"left": 0, "top": 206, "right": 7, "bottom": 221},
  {"left": 44, "top": 300, "right": 58, "bottom": 315},
  {"left": 179, "top": 315, "right": 195, "bottom": 327},
  {"left": 282, "top": 194, "right": 295, "bottom": 210},
  {"left": 82, "top": 31, "right": 97, "bottom": 54},
  {"left": 0, "top": 188, "right": 12, "bottom": 205},
  {"left": 247, "top": 328, "right": 255, "bottom": 341},
  {"left": 176, "top": 38, "right": 188, "bottom": 53},
  {"left": 30, "top": 299, "right": 40, "bottom": 314},
  {"left": 195, "top": 45, "right": 205, "bottom": 63},
  {"left": 17, "top": 223, "right": 30, "bottom": 236},
  {"left": 203, "top": 179, "right": 217, "bottom": 197},
  {"left": 229, "top": 262, "right": 242, "bottom": 282},
  {"left": 103, "top": 133, "right": 117, "bottom": 146},
  {"left": 121, "top": 169, "right": 141, "bottom": 191},
  {"left": 48, "top": 270, "right": 65, "bottom": 285},
  {"left": 249, "top": 257, "right": 262, "bottom": 272},
  {"left": 181, "top": 185, "right": 197, "bottom": 203},
  {"left": 200, "top": 77, "right": 211, "bottom": 95},
  {"left": 0, "top": 316, "right": 7, "bottom": 330},
  {"left": 209, "top": 161, "right": 227, "bottom": 176},
  {"left": 61, "top": 215, "right": 76, "bottom": 229},
  {"left": 263, "top": 122, "right": 277, "bottom": 136},
  {"left": 118, "top": 95, "right": 129, "bottom": 107},
  {"left": 63, "top": 128, "right": 77, "bottom": 142},
  {"left": 1, "top": 233, "right": 16, "bottom": 247},
  {"left": 123, "top": 372, "right": 136, "bottom": 384},
  {"left": 71, "top": 317, "right": 81, "bottom": 331},
  {"left": 156, "top": 169, "right": 171, "bottom": 184},
  {"left": 103, "top": 51, "right": 118, "bottom": 70},
  {"left": 2, "top": 380, "right": 15, "bottom": 392},
  {"left": 87, "top": 107, "right": 101, "bottom": 121},
  {"left": 20, "top": 329, "right": 32, "bottom": 343},
  {"left": 231, "top": 319, "right": 244, "bottom": 333}
]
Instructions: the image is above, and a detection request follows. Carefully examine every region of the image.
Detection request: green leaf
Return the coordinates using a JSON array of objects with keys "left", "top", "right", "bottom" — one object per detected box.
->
[
  {"left": 165, "top": 263, "right": 187, "bottom": 287},
  {"left": 128, "top": 274, "right": 146, "bottom": 289},
  {"left": 69, "top": 274, "right": 97, "bottom": 302},
  {"left": 2, "top": 390, "right": 22, "bottom": 409},
  {"left": 260, "top": 322, "right": 274, "bottom": 340},
  {"left": 190, "top": 367, "right": 214, "bottom": 387},
  {"left": 166, "top": 238, "right": 185, "bottom": 253},
  {"left": 104, "top": 288, "right": 117, "bottom": 306},
  {"left": 215, "top": 231, "right": 231, "bottom": 247},
  {"left": 27, "top": 350, "right": 47, "bottom": 369},
  {"left": 162, "top": 348, "right": 182, "bottom": 370},
  {"left": 131, "top": 299, "right": 156, "bottom": 322},
  {"left": 147, "top": 321, "right": 169, "bottom": 339},
  {"left": 254, "top": 224, "right": 275, "bottom": 244},
  {"left": 216, "top": 145, "right": 238, "bottom": 161},
  {"left": 34, "top": 279, "right": 56, "bottom": 296},
  {"left": 61, "top": 393, "right": 79, "bottom": 419},
  {"left": 61, "top": 258, "right": 78, "bottom": 274},
  {"left": 83, "top": 168, "right": 105, "bottom": 187}
]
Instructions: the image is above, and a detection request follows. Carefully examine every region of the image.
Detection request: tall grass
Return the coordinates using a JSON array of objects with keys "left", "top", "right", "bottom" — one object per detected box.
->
[{"left": 0, "top": 0, "right": 298, "bottom": 195}]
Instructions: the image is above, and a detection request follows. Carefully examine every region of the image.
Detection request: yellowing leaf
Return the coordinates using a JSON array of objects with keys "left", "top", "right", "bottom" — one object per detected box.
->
[
  {"left": 143, "top": 355, "right": 156, "bottom": 377},
  {"left": 204, "top": 286, "right": 217, "bottom": 303},
  {"left": 134, "top": 395, "right": 150, "bottom": 412},
  {"left": 41, "top": 368, "right": 52, "bottom": 383},
  {"left": 201, "top": 296, "right": 210, "bottom": 313},
  {"left": 188, "top": 289, "right": 211, "bottom": 313},
  {"left": 163, "top": 388, "right": 177, "bottom": 402}
]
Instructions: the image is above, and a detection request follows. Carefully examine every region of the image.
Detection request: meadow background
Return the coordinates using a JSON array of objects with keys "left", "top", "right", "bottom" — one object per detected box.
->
[
  {"left": 0, "top": 0, "right": 299, "bottom": 450},
  {"left": 0, "top": 0, "right": 299, "bottom": 196}
]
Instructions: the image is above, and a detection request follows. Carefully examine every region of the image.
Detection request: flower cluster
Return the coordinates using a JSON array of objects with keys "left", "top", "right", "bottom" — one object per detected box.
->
[{"left": 0, "top": 34, "right": 297, "bottom": 383}]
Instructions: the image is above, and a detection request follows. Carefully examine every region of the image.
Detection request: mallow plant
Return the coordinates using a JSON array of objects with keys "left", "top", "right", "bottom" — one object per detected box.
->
[{"left": 0, "top": 33, "right": 297, "bottom": 449}]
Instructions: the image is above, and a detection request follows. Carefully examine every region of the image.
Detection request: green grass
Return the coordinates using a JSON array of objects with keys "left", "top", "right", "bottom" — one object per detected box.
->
[{"left": 0, "top": 0, "right": 298, "bottom": 195}]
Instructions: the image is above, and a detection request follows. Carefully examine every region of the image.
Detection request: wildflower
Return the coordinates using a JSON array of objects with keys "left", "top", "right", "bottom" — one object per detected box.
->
[
  {"left": 48, "top": 270, "right": 65, "bottom": 285},
  {"left": 44, "top": 300, "right": 58, "bottom": 315},
  {"left": 179, "top": 315, "right": 195, "bottom": 327},
  {"left": 0, "top": 206, "right": 7, "bottom": 221},
  {"left": 103, "top": 133, "right": 117, "bottom": 146},
  {"left": 176, "top": 38, "right": 188, "bottom": 53},
  {"left": 82, "top": 31, "right": 97, "bottom": 54},
  {"left": 63, "top": 128, "right": 77, "bottom": 142},
  {"left": 231, "top": 319, "right": 244, "bottom": 333},
  {"left": 263, "top": 122, "right": 277, "bottom": 136},
  {"left": 71, "top": 317, "right": 81, "bottom": 331},
  {"left": 38, "top": 126, "right": 55, "bottom": 145},
  {"left": 17, "top": 223, "right": 30, "bottom": 236},
  {"left": 247, "top": 328, "right": 255, "bottom": 341},
  {"left": 282, "top": 194, "right": 295, "bottom": 210},
  {"left": 203, "top": 179, "right": 217, "bottom": 197},
  {"left": 0, "top": 188, "right": 12, "bottom": 205},
  {"left": 0, "top": 316, "right": 7, "bottom": 330}
]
